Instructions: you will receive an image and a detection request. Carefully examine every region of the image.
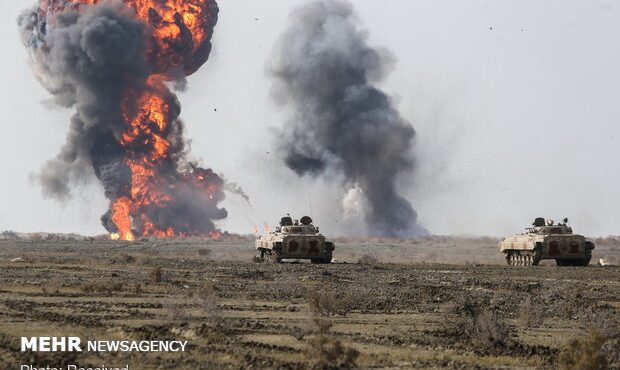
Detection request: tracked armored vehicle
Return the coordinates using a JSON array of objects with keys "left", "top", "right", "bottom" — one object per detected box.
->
[
  {"left": 256, "top": 216, "right": 334, "bottom": 263},
  {"left": 499, "top": 218, "right": 594, "bottom": 266}
]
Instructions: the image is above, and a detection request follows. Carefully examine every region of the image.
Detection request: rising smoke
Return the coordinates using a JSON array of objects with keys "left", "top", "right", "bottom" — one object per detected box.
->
[
  {"left": 223, "top": 177, "right": 251, "bottom": 205},
  {"left": 19, "top": 0, "right": 227, "bottom": 239},
  {"left": 270, "top": 0, "right": 426, "bottom": 237}
]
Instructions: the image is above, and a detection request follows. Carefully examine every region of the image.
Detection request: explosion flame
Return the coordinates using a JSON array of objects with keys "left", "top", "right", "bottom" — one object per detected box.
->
[
  {"left": 39, "top": 0, "right": 218, "bottom": 75},
  {"left": 21, "top": 0, "right": 225, "bottom": 241}
]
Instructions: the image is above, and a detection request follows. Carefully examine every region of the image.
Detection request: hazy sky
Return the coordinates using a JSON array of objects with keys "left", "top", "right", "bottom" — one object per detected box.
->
[{"left": 1, "top": 0, "right": 619, "bottom": 237}]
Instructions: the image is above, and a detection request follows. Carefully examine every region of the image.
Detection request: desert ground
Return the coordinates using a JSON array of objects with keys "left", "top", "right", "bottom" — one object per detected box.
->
[{"left": 0, "top": 236, "right": 619, "bottom": 369}]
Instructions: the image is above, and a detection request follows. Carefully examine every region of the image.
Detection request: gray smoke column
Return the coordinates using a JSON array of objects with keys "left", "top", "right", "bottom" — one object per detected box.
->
[
  {"left": 270, "top": 0, "right": 425, "bottom": 237},
  {"left": 18, "top": 0, "right": 227, "bottom": 239}
]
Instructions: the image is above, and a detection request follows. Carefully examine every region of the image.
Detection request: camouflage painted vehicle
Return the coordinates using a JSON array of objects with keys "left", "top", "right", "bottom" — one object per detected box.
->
[
  {"left": 499, "top": 218, "right": 594, "bottom": 266},
  {"left": 256, "top": 215, "right": 334, "bottom": 264}
]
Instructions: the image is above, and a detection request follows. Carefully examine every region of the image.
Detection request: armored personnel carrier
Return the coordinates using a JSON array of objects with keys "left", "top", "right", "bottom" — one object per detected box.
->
[
  {"left": 256, "top": 215, "right": 334, "bottom": 263},
  {"left": 499, "top": 217, "right": 594, "bottom": 266}
]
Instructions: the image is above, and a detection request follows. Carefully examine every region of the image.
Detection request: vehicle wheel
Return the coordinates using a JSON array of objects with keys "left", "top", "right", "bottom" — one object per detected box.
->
[
  {"left": 259, "top": 249, "right": 266, "bottom": 262},
  {"left": 505, "top": 253, "right": 512, "bottom": 266},
  {"left": 509, "top": 253, "right": 517, "bottom": 266},
  {"left": 310, "top": 258, "right": 323, "bottom": 264},
  {"left": 526, "top": 255, "right": 533, "bottom": 266}
]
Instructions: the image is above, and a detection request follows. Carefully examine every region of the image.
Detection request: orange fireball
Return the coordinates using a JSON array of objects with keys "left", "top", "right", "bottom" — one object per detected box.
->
[{"left": 39, "top": 0, "right": 222, "bottom": 241}]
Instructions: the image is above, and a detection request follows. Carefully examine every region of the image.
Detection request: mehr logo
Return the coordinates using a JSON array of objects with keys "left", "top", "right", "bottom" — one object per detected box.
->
[
  {"left": 21, "top": 337, "right": 189, "bottom": 353},
  {"left": 21, "top": 337, "right": 82, "bottom": 352}
]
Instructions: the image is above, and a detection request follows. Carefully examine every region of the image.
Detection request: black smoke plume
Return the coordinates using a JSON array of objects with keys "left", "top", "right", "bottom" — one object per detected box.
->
[
  {"left": 18, "top": 0, "right": 227, "bottom": 237},
  {"left": 270, "top": 0, "right": 426, "bottom": 237}
]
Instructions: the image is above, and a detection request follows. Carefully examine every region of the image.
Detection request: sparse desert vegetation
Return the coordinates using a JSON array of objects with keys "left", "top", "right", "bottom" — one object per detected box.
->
[
  {"left": 356, "top": 254, "right": 379, "bottom": 266},
  {"left": 558, "top": 330, "right": 608, "bottom": 370},
  {"left": 150, "top": 265, "right": 163, "bottom": 283},
  {"left": 0, "top": 237, "right": 618, "bottom": 369},
  {"left": 304, "top": 313, "right": 359, "bottom": 369},
  {"left": 80, "top": 281, "right": 124, "bottom": 295},
  {"left": 463, "top": 310, "right": 510, "bottom": 350}
]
